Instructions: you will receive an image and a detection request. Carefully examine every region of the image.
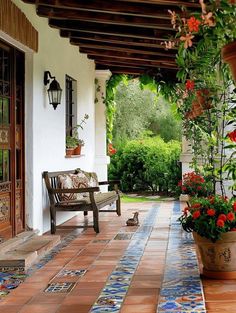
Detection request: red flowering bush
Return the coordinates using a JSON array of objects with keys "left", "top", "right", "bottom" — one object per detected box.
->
[
  {"left": 179, "top": 195, "right": 236, "bottom": 242},
  {"left": 176, "top": 172, "right": 211, "bottom": 197},
  {"left": 108, "top": 143, "right": 117, "bottom": 156}
]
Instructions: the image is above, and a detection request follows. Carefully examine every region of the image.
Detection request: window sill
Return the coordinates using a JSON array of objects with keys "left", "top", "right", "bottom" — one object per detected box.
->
[{"left": 65, "top": 154, "right": 85, "bottom": 158}]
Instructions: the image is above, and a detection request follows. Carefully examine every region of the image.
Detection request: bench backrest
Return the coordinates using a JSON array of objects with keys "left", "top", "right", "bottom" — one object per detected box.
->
[
  {"left": 43, "top": 169, "right": 99, "bottom": 205},
  {"left": 43, "top": 170, "right": 77, "bottom": 204}
]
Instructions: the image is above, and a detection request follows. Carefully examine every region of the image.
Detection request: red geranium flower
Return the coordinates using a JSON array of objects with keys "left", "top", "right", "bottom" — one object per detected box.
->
[
  {"left": 207, "top": 209, "right": 215, "bottom": 216},
  {"left": 185, "top": 80, "right": 195, "bottom": 91},
  {"left": 187, "top": 16, "right": 201, "bottom": 32},
  {"left": 193, "top": 210, "right": 201, "bottom": 219},
  {"left": 218, "top": 214, "right": 227, "bottom": 222},
  {"left": 216, "top": 219, "right": 225, "bottom": 227},
  {"left": 231, "top": 228, "right": 236, "bottom": 231},
  {"left": 227, "top": 129, "right": 236, "bottom": 142},
  {"left": 233, "top": 202, "right": 236, "bottom": 212},
  {"left": 227, "top": 212, "right": 235, "bottom": 222}
]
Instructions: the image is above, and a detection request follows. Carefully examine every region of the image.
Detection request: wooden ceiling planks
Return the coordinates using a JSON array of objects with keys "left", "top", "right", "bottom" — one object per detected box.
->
[{"left": 22, "top": 0, "right": 200, "bottom": 77}]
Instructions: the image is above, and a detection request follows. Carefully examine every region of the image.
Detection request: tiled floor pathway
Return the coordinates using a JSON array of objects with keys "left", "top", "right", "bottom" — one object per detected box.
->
[{"left": 0, "top": 201, "right": 236, "bottom": 312}]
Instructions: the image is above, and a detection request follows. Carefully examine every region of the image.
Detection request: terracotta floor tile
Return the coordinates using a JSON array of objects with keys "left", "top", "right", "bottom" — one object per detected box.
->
[
  {"left": 127, "top": 288, "right": 159, "bottom": 296},
  {"left": 120, "top": 304, "right": 156, "bottom": 313},
  {"left": 206, "top": 302, "right": 236, "bottom": 312},
  {"left": 18, "top": 304, "right": 59, "bottom": 313},
  {"left": 55, "top": 304, "right": 92, "bottom": 313},
  {"left": 132, "top": 275, "right": 162, "bottom": 282},
  {"left": 62, "top": 295, "right": 97, "bottom": 305},
  {"left": 29, "top": 294, "right": 66, "bottom": 304},
  {"left": 124, "top": 295, "right": 158, "bottom": 305},
  {"left": 0, "top": 305, "right": 23, "bottom": 313},
  {"left": 0, "top": 296, "right": 32, "bottom": 305},
  {"left": 130, "top": 280, "right": 161, "bottom": 289},
  {"left": 75, "top": 282, "right": 104, "bottom": 290},
  {"left": 70, "top": 287, "right": 102, "bottom": 296}
]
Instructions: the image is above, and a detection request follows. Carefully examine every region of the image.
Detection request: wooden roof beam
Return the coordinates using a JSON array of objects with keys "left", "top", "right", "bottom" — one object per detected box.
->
[
  {"left": 94, "top": 58, "right": 178, "bottom": 69},
  {"left": 49, "top": 20, "right": 174, "bottom": 41},
  {"left": 38, "top": 7, "right": 174, "bottom": 30},
  {"left": 22, "top": 0, "right": 199, "bottom": 17},
  {"left": 61, "top": 32, "right": 178, "bottom": 50},
  {"left": 81, "top": 47, "right": 177, "bottom": 63},
  {"left": 70, "top": 39, "right": 176, "bottom": 58},
  {"left": 115, "top": 0, "right": 200, "bottom": 8}
]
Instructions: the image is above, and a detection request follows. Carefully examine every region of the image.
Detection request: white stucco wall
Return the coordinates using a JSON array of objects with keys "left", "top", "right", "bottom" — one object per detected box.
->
[{"left": 1, "top": 1, "right": 97, "bottom": 233}]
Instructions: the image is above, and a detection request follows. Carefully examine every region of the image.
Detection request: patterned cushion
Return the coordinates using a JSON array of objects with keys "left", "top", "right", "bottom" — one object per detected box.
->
[
  {"left": 58, "top": 172, "right": 90, "bottom": 201},
  {"left": 57, "top": 174, "right": 77, "bottom": 201},
  {"left": 75, "top": 168, "right": 99, "bottom": 187}
]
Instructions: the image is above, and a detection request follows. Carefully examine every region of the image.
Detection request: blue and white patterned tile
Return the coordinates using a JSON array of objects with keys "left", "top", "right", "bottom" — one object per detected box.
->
[
  {"left": 157, "top": 202, "right": 206, "bottom": 313},
  {"left": 89, "top": 205, "right": 160, "bottom": 313}
]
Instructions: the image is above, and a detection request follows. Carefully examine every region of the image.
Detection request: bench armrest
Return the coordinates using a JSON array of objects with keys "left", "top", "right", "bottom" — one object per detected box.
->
[
  {"left": 99, "top": 180, "right": 120, "bottom": 186},
  {"left": 49, "top": 187, "right": 100, "bottom": 194}
]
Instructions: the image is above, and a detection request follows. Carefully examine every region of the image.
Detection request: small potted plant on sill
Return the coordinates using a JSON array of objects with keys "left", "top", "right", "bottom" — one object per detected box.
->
[
  {"left": 179, "top": 195, "right": 236, "bottom": 279},
  {"left": 72, "top": 114, "right": 89, "bottom": 156},
  {"left": 73, "top": 138, "right": 84, "bottom": 155},
  {"left": 66, "top": 136, "right": 77, "bottom": 156}
]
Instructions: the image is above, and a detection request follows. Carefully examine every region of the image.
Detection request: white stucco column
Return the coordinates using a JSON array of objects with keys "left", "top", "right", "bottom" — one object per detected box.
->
[
  {"left": 94, "top": 70, "right": 112, "bottom": 185},
  {"left": 179, "top": 136, "right": 193, "bottom": 175}
]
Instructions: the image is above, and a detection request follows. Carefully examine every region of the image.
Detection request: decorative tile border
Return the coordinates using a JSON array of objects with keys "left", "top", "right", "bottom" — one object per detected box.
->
[
  {"left": 55, "top": 269, "right": 87, "bottom": 278},
  {"left": 44, "top": 282, "right": 76, "bottom": 293},
  {"left": 114, "top": 233, "right": 134, "bottom": 240},
  {"left": 157, "top": 202, "right": 206, "bottom": 313},
  {"left": 90, "top": 204, "right": 160, "bottom": 313}
]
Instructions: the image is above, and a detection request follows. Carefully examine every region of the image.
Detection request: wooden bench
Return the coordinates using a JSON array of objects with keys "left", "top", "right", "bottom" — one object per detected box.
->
[{"left": 43, "top": 169, "right": 121, "bottom": 234}]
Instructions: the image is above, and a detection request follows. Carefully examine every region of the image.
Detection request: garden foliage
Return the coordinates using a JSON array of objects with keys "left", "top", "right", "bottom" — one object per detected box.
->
[{"left": 108, "top": 136, "right": 181, "bottom": 193}]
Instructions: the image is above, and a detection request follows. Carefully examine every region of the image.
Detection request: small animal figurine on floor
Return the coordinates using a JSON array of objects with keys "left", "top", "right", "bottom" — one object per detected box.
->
[{"left": 126, "top": 212, "right": 139, "bottom": 226}]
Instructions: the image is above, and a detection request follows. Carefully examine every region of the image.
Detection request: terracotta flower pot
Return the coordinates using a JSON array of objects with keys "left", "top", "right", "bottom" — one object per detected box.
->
[
  {"left": 222, "top": 41, "right": 236, "bottom": 82},
  {"left": 193, "top": 231, "right": 236, "bottom": 279},
  {"left": 66, "top": 148, "right": 74, "bottom": 156},
  {"left": 73, "top": 145, "right": 82, "bottom": 155}
]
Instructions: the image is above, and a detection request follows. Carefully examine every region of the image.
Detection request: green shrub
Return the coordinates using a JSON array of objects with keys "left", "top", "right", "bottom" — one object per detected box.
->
[{"left": 108, "top": 136, "right": 181, "bottom": 193}]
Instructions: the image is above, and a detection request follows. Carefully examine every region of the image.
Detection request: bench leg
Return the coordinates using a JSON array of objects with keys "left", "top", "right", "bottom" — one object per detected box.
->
[
  {"left": 116, "top": 197, "right": 121, "bottom": 216},
  {"left": 93, "top": 208, "right": 99, "bottom": 233},
  {"left": 50, "top": 207, "right": 56, "bottom": 234},
  {"left": 84, "top": 211, "right": 88, "bottom": 216}
]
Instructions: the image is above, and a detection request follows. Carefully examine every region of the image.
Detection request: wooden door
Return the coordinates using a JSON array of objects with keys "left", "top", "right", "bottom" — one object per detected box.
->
[{"left": 0, "top": 40, "right": 25, "bottom": 242}]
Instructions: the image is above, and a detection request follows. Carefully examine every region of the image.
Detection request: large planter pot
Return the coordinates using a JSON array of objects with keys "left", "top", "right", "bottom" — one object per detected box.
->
[
  {"left": 193, "top": 231, "right": 236, "bottom": 279},
  {"left": 222, "top": 41, "right": 236, "bottom": 82},
  {"left": 179, "top": 194, "right": 190, "bottom": 202}
]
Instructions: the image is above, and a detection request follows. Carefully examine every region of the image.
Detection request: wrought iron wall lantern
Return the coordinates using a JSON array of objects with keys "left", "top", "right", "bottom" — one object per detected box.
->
[{"left": 44, "top": 71, "right": 62, "bottom": 110}]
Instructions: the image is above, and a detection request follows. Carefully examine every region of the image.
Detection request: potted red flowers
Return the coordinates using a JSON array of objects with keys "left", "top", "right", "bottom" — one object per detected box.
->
[
  {"left": 179, "top": 195, "right": 236, "bottom": 279},
  {"left": 177, "top": 172, "right": 211, "bottom": 201}
]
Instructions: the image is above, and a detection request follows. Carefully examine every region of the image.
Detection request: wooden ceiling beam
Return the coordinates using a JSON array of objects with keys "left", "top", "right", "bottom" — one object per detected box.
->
[
  {"left": 62, "top": 32, "right": 177, "bottom": 50},
  {"left": 22, "top": 0, "right": 198, "bottom": 18},
  {"left": 60, "top": 29, "right": 169, "bottom": 43},
  {"left": 70, "top": 39, "right": 176, "bottom": 58},
  {"left": 115, "top": 0, "right": 200, "bottom": 8},
  {"left": 40, "top": 8, "right": 173, "bottom": 30},
  {"left": 94, "top": 58, "right": 178, "bottom": 69},
  {"left": 81, "top": 47, "right": 176, "bottom": 63},
  {"left": 50, "top": 20, "right": 173, "bottom": 41}
]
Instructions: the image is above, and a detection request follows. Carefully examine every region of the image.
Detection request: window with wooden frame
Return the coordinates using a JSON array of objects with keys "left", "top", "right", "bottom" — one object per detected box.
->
[{"left": 65, "top": 75, "right": 77, "bottom": 136}]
